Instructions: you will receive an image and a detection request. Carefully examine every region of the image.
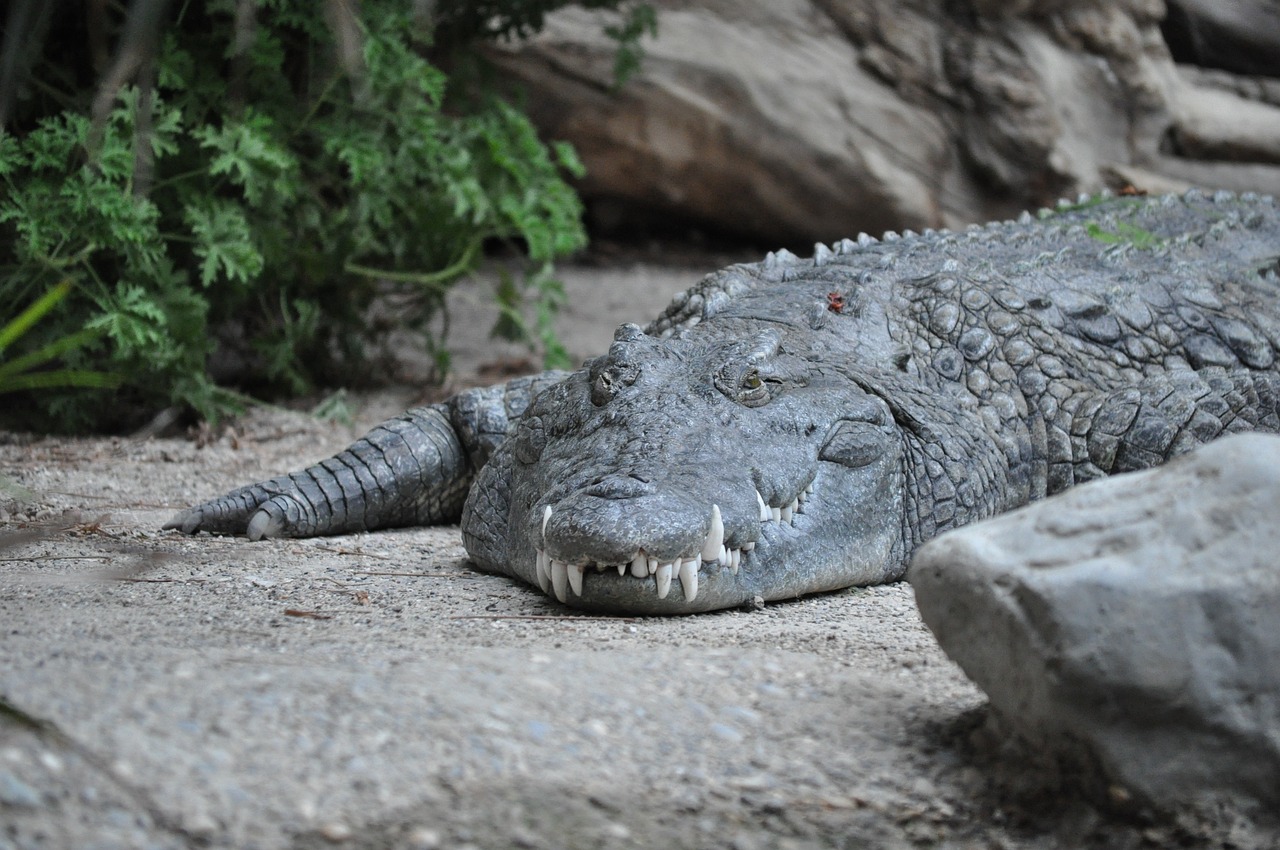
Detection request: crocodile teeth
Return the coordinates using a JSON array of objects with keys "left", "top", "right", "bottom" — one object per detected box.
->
[
  {"left": 655, "top": 562, "right": 673, "bottom": 599},
  {"left": 542, "top": 505, "right": 553, "bottom": 538},
  {"left": 630, "top": 552, "right": 648, "bottom": 578},
  {"left": 551, "top": 559, "right": 569, "bottom": 603},
  {"left": 679, "top": 558, "right": 699, "bottom": 602},
  {"left": 701, "top": 505, "right": 724, "bottom": 562},
  {"left": 535, "top": 487, "right": 793, "bottom": 602},
  {"left": 535, "top": 549, "right": 551, "bottom": 593}
]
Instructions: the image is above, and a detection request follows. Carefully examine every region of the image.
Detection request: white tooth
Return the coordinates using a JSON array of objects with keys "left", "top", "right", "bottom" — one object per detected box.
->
[
  {"left": 805, "top": 481, "right": 814, "bottom": 495},
  {"left": 679, "top": 559, "right": 699, "bottom": 602},
  {"left": 770, "top": 506, "right": 782, "bottom": 523},
  {"left": 542, "top": 505, "right": 553, "bottom": 538},
  {"left": 551, "top": 559, "right": 569, "bottom": 603},
  {"left": 656, "top": 563, "right": 673, "bottom": 599},
  {"left": 617, "top": 562, "right": 627, "bottom": 576},
  {"left": 701, "top": 505, "right": 724, "bottom": 562},
  {"left": 744, "top": 541, "right": 756, "bottom": 552},
  {"left": 535, "top": 549, "right": 551, "bottom": 593},
  {"left": 568, "top": 563, "right": 585, "bottom": 596},
  {"left": 647, "top": 556, "right": 659, "bottom": 575},
  {"left": 630, "top": 553, "right": 648, "bottom": 578},
  {"left": 756, "top": 490, "right": 770, "bottom": 522},
  {"left": 730, "top": 548, "right": 741, "bottom": 574},
  {"left": 780, "top": 505, "right": 793, "bottom": 523},
  {"left": 719, "top": 544, "right": 728, "bottom": 564}
]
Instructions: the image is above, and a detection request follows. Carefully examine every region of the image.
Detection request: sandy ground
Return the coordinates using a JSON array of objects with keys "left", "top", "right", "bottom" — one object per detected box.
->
[{"left": 0, "top": 261, "right": 1247, "bottom": 849}]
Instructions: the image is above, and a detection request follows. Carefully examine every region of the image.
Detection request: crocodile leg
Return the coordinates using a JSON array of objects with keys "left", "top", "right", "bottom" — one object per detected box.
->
[
  {"left": 1057, "top": 367, "right": 1280, "bottom": 489},
  {"left": 165, "top": 372, "right": 569, "bottom": 539}
]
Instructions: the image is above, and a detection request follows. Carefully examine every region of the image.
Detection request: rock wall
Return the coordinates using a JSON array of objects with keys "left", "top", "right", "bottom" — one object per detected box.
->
[{"left": 485, "top": 0, "right": 1280, "bottom": 245}]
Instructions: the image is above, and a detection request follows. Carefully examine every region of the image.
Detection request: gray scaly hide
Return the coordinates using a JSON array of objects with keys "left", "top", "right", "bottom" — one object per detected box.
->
[{"left": 170, "top": 191, "right": 1280, "bottom": 614}]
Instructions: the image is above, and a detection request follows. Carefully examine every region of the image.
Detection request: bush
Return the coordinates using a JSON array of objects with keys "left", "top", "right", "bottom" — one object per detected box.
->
[{"left": 0, "top": 0, "right": 655, "bottom": 432}]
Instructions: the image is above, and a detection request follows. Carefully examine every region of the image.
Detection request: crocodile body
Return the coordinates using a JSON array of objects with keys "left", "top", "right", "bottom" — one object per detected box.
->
[{"left": 169, "top": 191, "right": 1280, "bottom": 614}]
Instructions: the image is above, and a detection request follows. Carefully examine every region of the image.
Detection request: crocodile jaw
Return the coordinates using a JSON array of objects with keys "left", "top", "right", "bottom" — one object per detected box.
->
[{"left": 507, "top": 420, "right": 907, "bottom": 615}]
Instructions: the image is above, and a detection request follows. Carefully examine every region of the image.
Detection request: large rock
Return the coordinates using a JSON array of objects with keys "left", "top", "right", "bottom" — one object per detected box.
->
[
  {"left": 486, "top": 0, "right": 1280, "bottom": 244},
  {"left": 1161, "top": 0, "right": 1280, "bottom": 78},
  {"left": 908, "top": 433, "right": 1280, "bottom": 818}
]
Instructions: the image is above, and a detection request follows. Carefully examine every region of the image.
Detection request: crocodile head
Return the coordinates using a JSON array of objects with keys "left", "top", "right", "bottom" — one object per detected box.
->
[{"left": 462, "top": 321, "right": 909, "bottom": 614}]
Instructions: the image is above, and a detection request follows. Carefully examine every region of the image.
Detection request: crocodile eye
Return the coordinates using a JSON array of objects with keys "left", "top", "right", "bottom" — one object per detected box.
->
[{"left": 739, "top": 369, "right": 770, "bottom": 406}]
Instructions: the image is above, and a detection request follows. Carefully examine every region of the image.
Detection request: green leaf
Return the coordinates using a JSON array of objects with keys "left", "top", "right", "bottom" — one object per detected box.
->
[
  {"left": 1085, "top": 220, "right": 1162, "bottom": 250},
  {"left": 0, "top": 131, "right": 25, "bottom": 177},
  {"left": 196, "top": 110, "right": 296, "bottom": 205},
  {"left": 0, "top": 279, "right": 74, "bottom": 354},
  {"left": 184, "top": 201, "right": 264, "bottom": 287},
  {"left": 0, "top": 369, "right": 121, "bottom": 393},
  {"left": 0, "top": 327, "right": 105, "bottom": 382}
]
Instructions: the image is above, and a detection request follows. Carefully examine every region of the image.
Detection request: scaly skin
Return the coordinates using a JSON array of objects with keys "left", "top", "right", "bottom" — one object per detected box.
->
[{"left": 168, "top": 190, "right": 1280, "bottom": 614}]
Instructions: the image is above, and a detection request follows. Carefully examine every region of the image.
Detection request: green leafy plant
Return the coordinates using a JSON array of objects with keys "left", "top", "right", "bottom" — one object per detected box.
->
[{"left": 0, "top": 0, "right": 655, "bottom": 432}]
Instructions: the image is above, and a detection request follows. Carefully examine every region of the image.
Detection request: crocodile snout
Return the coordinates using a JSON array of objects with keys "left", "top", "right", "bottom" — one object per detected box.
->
[{"left": 531, "top": 475, "right": 814, "bottom": 606}]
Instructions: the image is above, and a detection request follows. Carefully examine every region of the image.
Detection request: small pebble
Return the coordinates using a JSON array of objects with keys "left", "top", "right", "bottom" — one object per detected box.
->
[
  {"left": 405, "top": 827, "right": 441, "bottom": 849},
  {"left": 320, "top": 821, "right": 353, "bottom": 842}
]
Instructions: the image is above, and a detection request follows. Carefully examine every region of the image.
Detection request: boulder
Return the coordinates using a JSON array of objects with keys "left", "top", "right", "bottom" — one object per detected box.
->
[
  {"left": 1161, "top": 0, "right": 1280, "bottom": 78},
  {"left": 485, "top": 0, "right": 1280, "bottom": 245},
  {"left": 908, "top": 433, "right": 1280, "bottom": 817}
]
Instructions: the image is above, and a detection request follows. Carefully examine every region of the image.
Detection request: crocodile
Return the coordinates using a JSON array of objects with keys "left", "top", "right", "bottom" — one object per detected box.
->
[{"left": 168, "top": 190, "right": 1280, "bottom": 614}]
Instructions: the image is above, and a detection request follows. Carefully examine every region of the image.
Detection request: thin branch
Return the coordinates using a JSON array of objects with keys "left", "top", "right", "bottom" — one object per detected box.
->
[
  {"left": 227, "top": 0, "right": 257, "bottom": 118},
  {"left": 132, "top": 53, "right": 156, "bottom": 198},
  {"left": 344, "top": 238, "right": 482, "bottom": 290},
  {"left": 0, "top": 0, "right": 56, "bottom": 129},
  {"left": 86, "top": 0, "right": 171, "bottom": 161}
]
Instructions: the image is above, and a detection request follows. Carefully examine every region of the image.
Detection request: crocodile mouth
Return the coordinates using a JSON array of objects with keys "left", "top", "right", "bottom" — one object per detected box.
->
[{"left": 533, "top": 483, "right": 813, "bottom": 605}]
